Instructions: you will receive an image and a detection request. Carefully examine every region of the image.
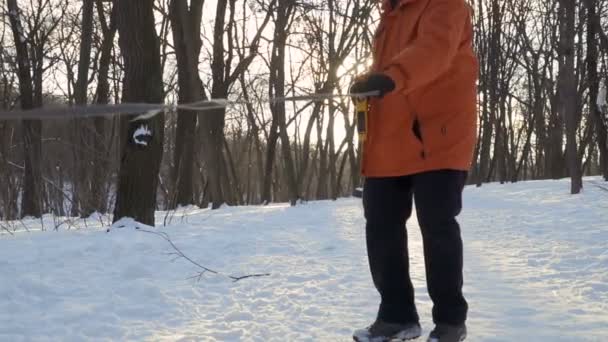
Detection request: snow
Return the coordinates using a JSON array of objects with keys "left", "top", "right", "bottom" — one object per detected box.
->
[
  {"left": 132, "top": 109, "right": 164, "bottom": 122},
  {"left": 1, "top": 178, "right": 607, "bottom": 341},
  {"left": 597, "top": 82, "right": 606, "bottom": 110}
]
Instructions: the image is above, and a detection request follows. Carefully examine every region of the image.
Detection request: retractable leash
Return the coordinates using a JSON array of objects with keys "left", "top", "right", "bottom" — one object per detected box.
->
[
  {"left": 351, "top": 96, "right": 371, "bottom": 199},
  {"left": 355, "top": 97, "right": 369, "bottom": 142},
  {"left": 0, "top": 91, "right": 381, "bottom": 121}
]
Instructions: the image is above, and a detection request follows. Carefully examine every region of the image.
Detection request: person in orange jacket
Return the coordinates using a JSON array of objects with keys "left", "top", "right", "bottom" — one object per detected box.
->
[{"left": 350, "top": 0, "right": 478, "bottom": 341}]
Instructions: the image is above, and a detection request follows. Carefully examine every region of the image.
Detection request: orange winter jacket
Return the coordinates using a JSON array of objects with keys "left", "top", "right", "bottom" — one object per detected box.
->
[{"left": 361, "top": 0, "right": 478, "bottom": 177}]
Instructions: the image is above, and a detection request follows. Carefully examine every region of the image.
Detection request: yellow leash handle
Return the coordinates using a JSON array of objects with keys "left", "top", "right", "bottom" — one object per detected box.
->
[{"left": 355, "top": 97, "right": 369, "bottom": 142}]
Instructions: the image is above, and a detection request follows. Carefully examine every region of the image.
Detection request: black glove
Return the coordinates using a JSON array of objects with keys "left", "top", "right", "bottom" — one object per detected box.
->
[{"left": 349, "top": 73, "right": 396, "bottom": 98}]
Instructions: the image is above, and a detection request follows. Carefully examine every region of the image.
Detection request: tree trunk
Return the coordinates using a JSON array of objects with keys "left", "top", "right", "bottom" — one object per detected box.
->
[
  {"left": 7, "top": 0, "right": 43, "bottom": 218},
  {"left": 239, "top": 73, "right": 265, "bottom": 203},
  {"left": 476, "top": 0, "right": 495, "bottom": 186},
  {"left": 91, "top": 0, "right": 118, "bottom": 213},
  {"left": 268, "top": 0, "right": 299, "bottom": 205},
  {"left": 559, "top": 0, "right": 582, "bottom": 193},
  {"left": 488, "top": 0, "right": 503, "bottom": 184},
  {"left": 169, "top": 0, "right": 205, "bottom": 208},
  {"left": 547, "top": 91, "right": 565, "bottom": 179},
  {"left": 343, "top": 103, "right": 360, "bottom": 193},
  {"left": 297, "top": 101, "right": 323, "bottom": 194},
  {"left": 584, "top": 0, "right": 608, "bottom": 180},
  {"left": 113, "top": 0, "right": 165, "bottom": 225},
  {"left": 316, "top": 116, "right": 329, "bottom": 199},
  {"left": 72, "top": 0, "right": 95, "bottom": 216}
]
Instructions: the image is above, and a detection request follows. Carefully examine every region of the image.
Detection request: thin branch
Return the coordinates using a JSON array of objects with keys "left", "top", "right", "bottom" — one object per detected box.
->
[{"left": 135, "top": 228, "right": 270, "bottom": 282}]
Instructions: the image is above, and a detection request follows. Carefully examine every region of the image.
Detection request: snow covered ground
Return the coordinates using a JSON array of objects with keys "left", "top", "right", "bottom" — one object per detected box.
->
[{"left": 1, "top": 178, "right": 607, "bottom": 341}]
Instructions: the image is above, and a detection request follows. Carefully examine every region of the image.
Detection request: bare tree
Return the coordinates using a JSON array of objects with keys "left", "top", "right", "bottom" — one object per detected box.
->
[
  {"left": 585, "top": 0, "right": 608, "bottom": 180},
  {"left": 112, "top": 0, "right": 165, "bottom": 225},
  {"left": 301, "top": 0, "right": 374, "bottom": 199},
  {"left": 90, "top": 0, "right": 119, "bottom": 213},
  {"left": 169, "top": 0, "right": 205, "bottom": 209},
  {"left": 267, "top": 0, "right": 299, "bottom": 205},
  {"left": 71, "top": 0, "right": 95, "bottom": 216},
  {"left": 558, "top": 0, "right": 582, "bottom": 193},
  {"left": 7, "top": 0, "right": 42, "bottom": 217},
  {"left": 202, "top": 0, "right": 274, "bottom": 208},
  {"left": 0, "top": 26, "right": 20, "bottom": 218},
  {"left": 2, "top": 0, "right": 605, "bottom": 223}
]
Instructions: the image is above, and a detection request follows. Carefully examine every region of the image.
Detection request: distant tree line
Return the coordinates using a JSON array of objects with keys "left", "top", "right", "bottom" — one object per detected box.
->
[{"left": 0, "top": 0, "right": 606, "bottom": 224}]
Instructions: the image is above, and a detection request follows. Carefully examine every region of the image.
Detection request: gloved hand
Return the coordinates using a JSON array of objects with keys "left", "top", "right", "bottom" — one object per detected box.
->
[{"left": 349, "top": 73, "right": 396, "bottom": 98}]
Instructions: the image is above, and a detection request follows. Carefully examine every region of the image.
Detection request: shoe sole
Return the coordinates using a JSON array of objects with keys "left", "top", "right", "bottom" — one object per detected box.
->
[
  {"left": 353, "top": 333, "right": 421, "bottom": 342},
  {"left": 353, "top": 338, "right": 421, "bottom": 342},
  {"left": 426, "top": 331, "right": 466, "bottom": 342}
]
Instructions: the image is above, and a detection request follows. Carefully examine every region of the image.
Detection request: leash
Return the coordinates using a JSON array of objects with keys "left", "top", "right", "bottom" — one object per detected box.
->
[{"left": 0, "top": 91, "right": 380, "bottom": 122}]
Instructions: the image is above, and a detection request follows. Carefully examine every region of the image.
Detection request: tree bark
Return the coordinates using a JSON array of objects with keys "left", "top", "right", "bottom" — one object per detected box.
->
[
  {"left": 113, "top": 0, "right": 165, "bottom": 225},
  {"left": 91, "top": 0, "right": 118, "bottom": 213},
  {"left": 558, "top": 0, "right": 582, "bottom": 193},
  {"left": 584, "top": 0, "right": 608, "bottom": 180},
  {"left": 73, "top": 0, "right": 95, "bottom": 216},
  {"left": 169, "top": 0, "right": 205, "bottom": 208},
  {"left": 262, "top": 123, "right": 280, "bottom": 204},
  {"left": 202, "top": 0, "right": 273, "bottom": 208},
  {"left": 7, "top": 0, "right": 43, "bottom": 218},
  {"left": 263, "top": 0, "right": 299, "bottom": 205}
]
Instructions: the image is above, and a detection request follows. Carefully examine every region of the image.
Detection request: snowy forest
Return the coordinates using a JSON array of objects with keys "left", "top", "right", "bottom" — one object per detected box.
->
[
  {"left": 1, "top": 1, "right": 608, "bottom": 341},
  {"left": 0, "top": 0, "right": 607, "bottom": 224}
]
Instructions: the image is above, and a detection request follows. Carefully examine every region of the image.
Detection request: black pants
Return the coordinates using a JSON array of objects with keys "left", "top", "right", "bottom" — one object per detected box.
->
[{"left": 363, "top": 170, "right": 468, "bottom": 325}]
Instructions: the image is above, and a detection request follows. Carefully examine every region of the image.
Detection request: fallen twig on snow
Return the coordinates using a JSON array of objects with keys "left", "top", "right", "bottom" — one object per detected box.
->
[
  {"left": 586, "top": 180, "right": 608, "bottom": 192},
  {"left": 136, "top": 228, "right": 270, "bottom": 283},
  {"left": 0, "top": 221, "right": 14, "bottom": 235}
]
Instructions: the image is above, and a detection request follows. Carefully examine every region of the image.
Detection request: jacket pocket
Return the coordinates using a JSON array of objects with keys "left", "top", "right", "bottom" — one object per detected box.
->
[
  {"left": 423, "top": 113, "right": 475, "bottom": 159},
  {"left": 412, "top": 119, "right": 423, "bottom": 143}
]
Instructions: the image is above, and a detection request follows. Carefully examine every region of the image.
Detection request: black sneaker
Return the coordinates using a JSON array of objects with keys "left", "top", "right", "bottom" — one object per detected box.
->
[
  {"left": 427, "top": 323, "right": 466, "bottom": 342},
  {"left": 353, "top": 320, "right": 422, "bottom": 341}
]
